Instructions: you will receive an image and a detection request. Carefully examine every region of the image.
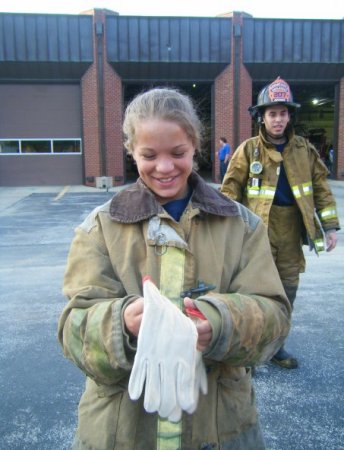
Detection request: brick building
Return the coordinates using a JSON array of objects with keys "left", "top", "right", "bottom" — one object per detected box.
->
[{"left": 0, "top": 9, "right": 343, "bottom": 186}]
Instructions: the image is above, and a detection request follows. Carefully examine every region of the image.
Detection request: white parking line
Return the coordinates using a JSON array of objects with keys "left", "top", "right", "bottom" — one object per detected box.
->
[{"left": 54, "top": 185, "right": 70, "bottom": 201}]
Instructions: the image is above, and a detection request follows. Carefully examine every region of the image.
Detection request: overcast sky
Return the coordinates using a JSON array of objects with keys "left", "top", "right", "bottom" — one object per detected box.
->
[{"left": 0, "top": 0, "right": 343, "bottom": 20}]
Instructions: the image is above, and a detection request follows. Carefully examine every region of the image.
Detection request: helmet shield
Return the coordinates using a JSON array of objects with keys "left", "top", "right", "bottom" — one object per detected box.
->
[{"left": 249, "top": 77, "right": 300, "bottom": 121}]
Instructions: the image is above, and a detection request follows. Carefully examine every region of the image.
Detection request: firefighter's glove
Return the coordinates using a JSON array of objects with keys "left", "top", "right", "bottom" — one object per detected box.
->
[
  {"left": 155, "top": 350, "right": 207, "bottom": 422},
  {"left": 185, "top": 350, "right": 208, "bottom": 415},
  {"left": 128, "top": 278, "right": 201, "bottom": 421}
]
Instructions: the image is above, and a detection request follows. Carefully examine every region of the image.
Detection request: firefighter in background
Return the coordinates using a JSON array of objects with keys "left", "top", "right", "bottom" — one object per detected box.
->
[{"left": 221, "top": 77, "right": 340, "bottom": 369}]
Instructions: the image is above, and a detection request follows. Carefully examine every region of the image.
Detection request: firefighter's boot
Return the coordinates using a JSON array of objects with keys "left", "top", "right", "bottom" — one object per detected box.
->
[
  {"left": 271, "top": 347, "right": 298, "bottom": 369},
  {"left": 271, "top": 284, "right": 298, "bottom": 369}
]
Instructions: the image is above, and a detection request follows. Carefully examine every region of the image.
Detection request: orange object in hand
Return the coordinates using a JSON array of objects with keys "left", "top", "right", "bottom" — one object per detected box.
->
[{"left": 185, "top": 307, "right": 206, "bottom": 322}]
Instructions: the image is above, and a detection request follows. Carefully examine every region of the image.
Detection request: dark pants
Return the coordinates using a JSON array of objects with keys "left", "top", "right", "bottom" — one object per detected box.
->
[{"left": 220, "top": 160, "right": 228, "bottom": 181}]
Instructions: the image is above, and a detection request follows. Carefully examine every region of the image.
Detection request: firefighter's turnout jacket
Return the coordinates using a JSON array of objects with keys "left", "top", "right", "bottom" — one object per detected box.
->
[
  {"left": 58, "top": 173, "right": 290, "bottom": 450},
  {"left": 221, "top": 129, "right": 340, "bottom": 254}
]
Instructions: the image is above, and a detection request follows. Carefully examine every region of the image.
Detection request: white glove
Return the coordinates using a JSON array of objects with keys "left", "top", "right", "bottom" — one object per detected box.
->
[
  {"left": 184, "top": 307, "right": 208, "bottom": 414},
  {"left": 185, "top": 351, "right": 208, "bottom": 415},
  {"left": 128, "top": 278, "right": 202, "bottom": 421},
  {"left": 163, "top": 352, "right": 208, "bottom": 422}
]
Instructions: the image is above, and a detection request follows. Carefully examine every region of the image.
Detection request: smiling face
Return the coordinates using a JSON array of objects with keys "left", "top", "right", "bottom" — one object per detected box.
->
[
  {"left": 132, "top": 118, "right": 196, "bottom": 204},
  {"left": 262, "top": 104, "right": 291, "bottom": 142}
]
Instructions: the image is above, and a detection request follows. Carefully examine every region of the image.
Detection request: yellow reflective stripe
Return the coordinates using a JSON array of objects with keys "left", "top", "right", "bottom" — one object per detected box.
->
[
  {"left": 314, "top": 239, "right": 325, "bottom": 252},
  {"left": 292, "top": 185, "right": 301, "bottom": 198},
  {"left": 157, "top": 246, "right": 185, "bottom": 450},
  {"left": 157, "top": 418, "right": 182, "bottom": 450},
  {"left": 319, "top": 207, "right": 338, "bottom": 220},
  {"left": 260, "top": 186, "right": 275, "bottom": 198},
  {"left": 302, "top": 182, "right": 313, "bottom": 196},
  {"left": 160, "top": 247, "right": 185, "bottom": 309},
  {"left": 247, "top": 186, "right": 260, "bottom": 197},
  {"left": 247, "top": 186, "right": 275, "bottom": 199},
  {"left": 292, "top": 182, "right": 313, "bottom": 198}
]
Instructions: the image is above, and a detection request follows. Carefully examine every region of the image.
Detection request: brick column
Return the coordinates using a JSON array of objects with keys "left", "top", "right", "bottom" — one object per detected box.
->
[
  {"left": 81, "top": 8, "right": 124, "bottom": 187},
  {"left": 231, "top": 12, "right": 253, "bottom": 149},
  {"left": 103, "top": 41, "right": 124, "bottom": 185},
  {"left": 80, "top": 9, "right": 105, "bottom": 186},
  {"left": 238, "top": 67, "right": 253, "bottom": 144},
  {"left": 81, "top": 63, "right": 102, "bottom": 186},
  {"left": 213, "top": 12, "right": 253, "bottom": 183},
  {"left": 214, "top": 66, "right": 232, "bottom": 183}
]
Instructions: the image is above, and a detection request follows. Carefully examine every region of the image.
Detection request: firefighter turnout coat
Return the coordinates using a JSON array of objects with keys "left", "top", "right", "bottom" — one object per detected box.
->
[
  {"left": 58, "top": 172, "right": 290, "bottom": 450},
  {"left": 221, "top": 129, "right": 340, "bottom": 253}
]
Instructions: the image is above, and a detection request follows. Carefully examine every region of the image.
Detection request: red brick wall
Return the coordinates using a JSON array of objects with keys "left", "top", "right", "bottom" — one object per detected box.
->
[
  {"left": 232, "top": 12, "right": 253, "bottom": 150},
  {"left": 102, "top": 17, "right": 124, "bottom": 186},
  {"left": 337, "top": 77, "right": 344, "bottom": 180},
  {"left": 82, "top": 9, "right": 125, "bottom": 186},
  {"left": 213, "top": 12, "right": 253, "bottom": 183},
  {"left": 81, "top": 63, "right": 102, "bottom": 185},
  {"left": 103, "top": 65, "right": 124, "bottom": 185},
  {"left": 238, "top": 66, "right": 253, "bottom": 145},
  {"left": 214, "top": 66, "right": 232, "bottom": 183},
  {"left": 80, "top": 9, "right": 107, "bottom": 186}
]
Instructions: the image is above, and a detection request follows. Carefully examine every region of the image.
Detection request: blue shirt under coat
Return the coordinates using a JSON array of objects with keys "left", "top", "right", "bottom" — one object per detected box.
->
[
  {"left": 163, "top": 190, "right": 192, "bottom": 221},
  {"left": 273, "top": 143, "right": 295, "bottom": 206}
]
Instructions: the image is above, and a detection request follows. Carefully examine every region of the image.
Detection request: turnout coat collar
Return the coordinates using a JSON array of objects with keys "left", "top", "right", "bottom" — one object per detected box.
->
[{"left": 109, "top": 171, "right": 239, "bottom": 223}]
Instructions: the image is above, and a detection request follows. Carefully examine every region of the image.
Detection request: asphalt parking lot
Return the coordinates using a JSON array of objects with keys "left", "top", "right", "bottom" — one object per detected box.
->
[{"left": 0, "top": 180, "right": 343, "bottom": 450}]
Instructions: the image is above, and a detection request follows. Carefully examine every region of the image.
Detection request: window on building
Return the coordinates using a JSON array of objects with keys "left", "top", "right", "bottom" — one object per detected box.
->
[
  {"left": 53, "top": 140, "right": 81, "bottom": 153},
  {"left": 21, "top": 140, "right": 51, "bottom": 153},
  {"left": 0, "top": 141, "right": 20, "bottom": 153},
  {"left": 0, "top": 139, "right": 82, "bottom": 155}
]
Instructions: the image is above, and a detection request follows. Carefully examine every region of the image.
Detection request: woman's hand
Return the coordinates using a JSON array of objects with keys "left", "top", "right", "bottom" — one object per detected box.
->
[
  {"left": 124, "top": 298, "right": 144, "bottom": 337},
  {"left": 184, "top": 297, "right": 212, "bottom": 352}
]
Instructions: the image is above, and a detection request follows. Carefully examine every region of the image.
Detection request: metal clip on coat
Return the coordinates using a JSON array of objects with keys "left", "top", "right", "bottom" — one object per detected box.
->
[{"left": 180, "top": 280, "right": 216, "bottom": 298}]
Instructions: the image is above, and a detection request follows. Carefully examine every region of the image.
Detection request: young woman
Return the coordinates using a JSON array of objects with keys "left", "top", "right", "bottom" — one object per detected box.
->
[{"left": 58, "top": 87, "right": 290, "bottom": 450}]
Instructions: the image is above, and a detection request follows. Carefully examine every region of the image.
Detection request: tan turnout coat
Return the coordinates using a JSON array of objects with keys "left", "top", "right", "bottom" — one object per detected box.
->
[
  {"left": 58, "top": 172, "right": 291, "bottom": 450},
  {"left": 221, "top": 129, "right": 340, "bottom": 253}
]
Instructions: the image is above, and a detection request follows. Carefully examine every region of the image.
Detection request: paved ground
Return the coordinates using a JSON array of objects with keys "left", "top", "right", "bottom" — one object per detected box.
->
[{"left": 0, "top": 180, "right": 343, "bottom": 450}]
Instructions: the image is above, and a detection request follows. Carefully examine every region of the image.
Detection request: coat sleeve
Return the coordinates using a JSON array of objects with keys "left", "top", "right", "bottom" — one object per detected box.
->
[
  {"left": 221, "top": 142, "right": 250, "bottom": 202},
  {"left": 58, "top": 218, "right": 138, "bottom": 386},
  {"left": 194, "top": 207, "right": 291, "bottom": 367},
  {"left": 309, "top": 144, "right": 340, "bottom": 232}
]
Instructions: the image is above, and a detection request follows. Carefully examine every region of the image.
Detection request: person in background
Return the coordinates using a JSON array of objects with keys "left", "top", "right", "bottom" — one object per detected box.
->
[
  {"left": 221, "top": 77, "right": 340, "bottom": 369},
  {"left": 218, "top": 136, "right": 231, "bottom": 181},
  {"left": 58, "top": 87, "right": 290, "bottom": 450},
  {"left": 326, "top": 143, "right": 335, "bottom": 176}
]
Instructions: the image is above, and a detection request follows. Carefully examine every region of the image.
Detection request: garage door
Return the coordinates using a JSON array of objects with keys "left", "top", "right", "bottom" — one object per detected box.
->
[{"left": 0, "top": 84, "right": 83, "bottom": 186}]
